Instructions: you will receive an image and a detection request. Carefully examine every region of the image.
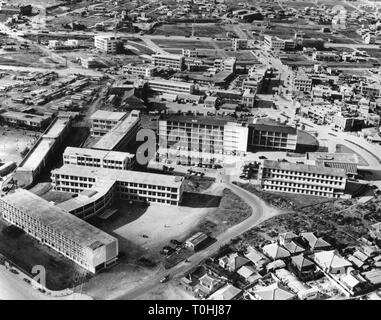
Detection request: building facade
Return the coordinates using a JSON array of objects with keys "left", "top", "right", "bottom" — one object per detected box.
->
[
  {"left": 152, "top": 53, "right": 185, "bottom": 70},
  {"left": 0, "top": 189, "right": 118, "bottom": 273},
  {"left": 147, "top": 79, "right": 195, "bottom": 95},
  {"left": 90, "top": 110, "right": 127, "bottom": 136},
  {"left": 63, "top": 147, "right": 135, "bottom": 170},
  {"left": 247, "top": 122, "right": 298, "bottom": 151},
  {"left": 94, "top": 35, "right": 120, "bottom": 54},
  {"left": 258, "top": 160, "right": 347, "bottom": 198}
]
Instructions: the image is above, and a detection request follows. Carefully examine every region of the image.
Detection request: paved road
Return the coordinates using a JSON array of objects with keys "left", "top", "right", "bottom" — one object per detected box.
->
[{"left": 115, "top": 182, "right": 281, "bottom": 300}]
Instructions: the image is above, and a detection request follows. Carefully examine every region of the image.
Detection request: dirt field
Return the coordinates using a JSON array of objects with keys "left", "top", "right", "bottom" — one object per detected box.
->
[
  {"left": 0, "top": 127, "right": 40, "bottom": 164},
  {"left": 152, "top": 23, "right": 233, "bottom": 38}
]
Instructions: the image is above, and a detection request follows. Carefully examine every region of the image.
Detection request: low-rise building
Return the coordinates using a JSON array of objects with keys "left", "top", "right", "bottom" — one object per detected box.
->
[
  {"left": 123, "top": 63, "right": 156, "bottom": 78},
  {"left": 147, "top": 79, "right": 195, "bottom": 95},
  {"left": 0, "top": 111, "right": 51, "bottom": 130}
]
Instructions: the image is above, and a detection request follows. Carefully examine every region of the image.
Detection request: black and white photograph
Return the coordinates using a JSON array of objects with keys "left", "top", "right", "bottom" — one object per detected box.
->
[{"left": 0, "top": 0, "right": 381, "bottom": 310}]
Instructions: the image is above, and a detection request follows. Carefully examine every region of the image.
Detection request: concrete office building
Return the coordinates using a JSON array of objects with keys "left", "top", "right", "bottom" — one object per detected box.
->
[
  {"left": 247, "top": 121, "right": 298, "bottom": 151},
  {"left": 0, "top": 189, "right": 118, "bottom": 273},
  {"left": 147, "top": 79, "right": 195, "bottom": 95},
  {"left": 94, "top": 35, "right": 121, "bottom": 54},
  {"left": 258, "top": 160, "right": 347, "bottom": 198},
  {"left": 51, "top": 165, "right": 185, "bottom": 216},
  {"left": 90, "top": 110, "right": 127, "bottom": 136},
  {"left": 14, "top": 117, "right": 71, "bottom": 188},
  {"left": 306, "top": 152, "right": 358, "bottom": 179},
  {"left": 63, "top": 147, "right": 135, "bottom": 170},
  {"left": 158, "top": 115, "right": 248, "bottom": 165},
  {"left": 92, "top": 110, "right": 141, "bottom": 151},
  {"left": 152, "top": 53, "right": 185, "bottom": 70}
]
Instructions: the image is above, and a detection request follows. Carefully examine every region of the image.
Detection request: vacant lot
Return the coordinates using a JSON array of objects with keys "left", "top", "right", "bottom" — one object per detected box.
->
[
  {"left": 188, "top": 188, "right": 252, "bottom": 238},
  {"left": 0, "top": 219, "right": 88, "bottom": 291},
  {"left": 152, "top": 23, "right": 232, "bottom": 38},
  {"left": 0, "top": 127, "right": 39, "bottom": 164},
  {"left": 152, "top": 39, "right": 216, "bottom": 50}
]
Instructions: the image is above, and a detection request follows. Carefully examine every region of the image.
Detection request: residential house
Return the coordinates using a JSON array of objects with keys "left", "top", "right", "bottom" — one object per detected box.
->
[
  {"left": 218, "top": 253, "right": 250, "bottom": 272},
  {"left": 244, "top": 246, "right": 270, "bottom": 272},
  {"left": 236, "top": 265, "right": 262, "bottom": 284},
  {"left": 208, "top": 284, "right": 242, "bottom": 300},
  {"left": 247, "top": 282, "right": 296, "bottom": 300},
  {"left": 262, "top": 243, "right": 291, "bottom": 260},
  {"left": 195, "top": 273, "right": 224, "bottom": 297},
  {"left": 312, "top": 250, "right": 352, "bottom": 275},
  {"left": 301, "top": 232, "right": 331, "bottom": 251}
]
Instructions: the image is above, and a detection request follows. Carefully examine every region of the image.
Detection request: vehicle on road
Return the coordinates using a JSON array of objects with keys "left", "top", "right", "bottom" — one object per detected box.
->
[{"left": 160, "top": 275, "right": 170, "bottom": 283}]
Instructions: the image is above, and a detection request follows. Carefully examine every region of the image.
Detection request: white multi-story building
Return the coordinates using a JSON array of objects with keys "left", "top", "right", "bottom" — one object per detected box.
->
[
  {"left": 0, "top": 189, "right": 119, "bottom": 273},
  {"left": 158, "top": 115, "right": 248, "bottom": 166},
  {"left": 147, "top": 79, "right": 195, "bottom": 95},
  {"left": 90, "top": 110, "right": 127, "bottom": 136},
  {"left": 232, "top": 38, "right": 248, "bottom": 51},
  {"left": 152, "top": 53, "right": 185, "bottom": 70},
  {"left": 92, "top": 110, "right": 141, "bottom": 151},
  {"left": 123, "top": 63, "right": 156, "bottom": 78},
  {"left": 258, "top": 160, "right": 347, "bottom": 198},
  {"left": 63, "top": 147, "right": 135, "bottom": 170},
  {"left": 51, "top": 165, "right": 185, "bottom": 212},
  {"left": 94, "top": 35, "right": 120, "bottom": 54}
]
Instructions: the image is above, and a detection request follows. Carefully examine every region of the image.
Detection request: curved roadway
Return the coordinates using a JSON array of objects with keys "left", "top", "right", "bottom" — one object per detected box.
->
[{"left": 115, "top": 182, "right": 281, "bottom": 300}]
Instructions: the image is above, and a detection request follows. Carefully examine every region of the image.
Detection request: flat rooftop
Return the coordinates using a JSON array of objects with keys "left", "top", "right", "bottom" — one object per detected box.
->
[
  {"left": 250, "top": 119, "right": 297, "bottom": 135},
  {"left": 1, "top": 111, "right": 50, "bottom": 123},
  {"left": 262, "top": 159, "right": 346, "bottom": 177},
  {"left": 90, "top": 110, "right": 127, "bottom": 122},
  {"left": 92, "top": 111, "right": 140, "bottom": 151},
  {"left": 64, "top": 147, "right": 134, "bottom": 162},
  {"left": 306, "top": 152, "right": 358, "bottom": 164},
  {"left": 19, "top": 117, "right": 70, "bottom": 171},
  {"left": 160, "top": 114, "right": 235, "bottom": 127},
  {"left": 52, "top": 164, "right": 184, "bottom": 188},
  {"left": 1, "top": 189, "right": 116, "bottom": 248}
]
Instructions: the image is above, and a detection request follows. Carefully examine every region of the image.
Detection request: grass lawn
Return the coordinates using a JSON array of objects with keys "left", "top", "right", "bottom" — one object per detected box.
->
[{"left": 0, "top": 219, "right": 88, "bottom": 290}]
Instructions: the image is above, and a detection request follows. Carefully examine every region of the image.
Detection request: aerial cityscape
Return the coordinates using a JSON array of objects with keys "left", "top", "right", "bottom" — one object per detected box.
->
[{"left": 1, "top": 0, "right": 381, "bottom": 305}]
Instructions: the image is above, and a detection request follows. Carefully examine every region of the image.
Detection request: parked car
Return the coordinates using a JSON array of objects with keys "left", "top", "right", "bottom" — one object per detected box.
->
[{"left": 160, "top": 275, "right": 170, "bottom": 283}]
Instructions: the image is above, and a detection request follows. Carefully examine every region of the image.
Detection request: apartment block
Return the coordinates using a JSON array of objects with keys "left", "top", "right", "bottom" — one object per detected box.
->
[
  {"left": 158, "top": 115, "right": 248, "bottom": 165},
  {"left": 232, "top": 38, "right": 248, "bottom": 51},
  {"left": 258, "top": 160, "right": 347, "bottom": 198},
  {"left": 293, "top": 72, "right": 313, "bottom": 92},
  {"left": 63, "top": 147, "right": 135, "bottom": 170},
  {"left": 0, "top": 189, "right": 119, "bottom": 273}
]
